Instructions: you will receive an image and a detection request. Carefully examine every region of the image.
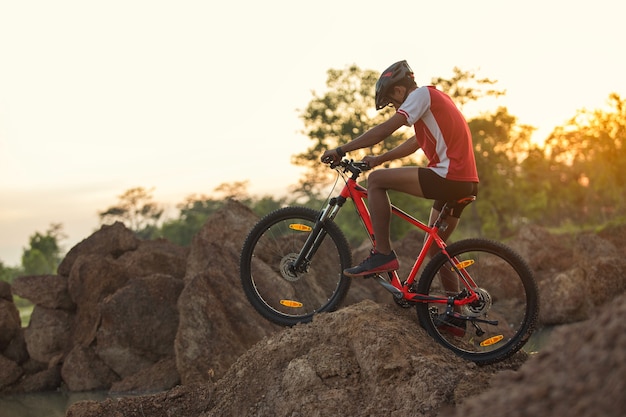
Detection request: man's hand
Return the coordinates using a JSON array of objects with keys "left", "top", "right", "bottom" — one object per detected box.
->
[
  {"left": 321, "top": 147, "right": 344, "bottom": 164},
  {"left": 362, "top": 155, "right": 382, "bottom": 169}
]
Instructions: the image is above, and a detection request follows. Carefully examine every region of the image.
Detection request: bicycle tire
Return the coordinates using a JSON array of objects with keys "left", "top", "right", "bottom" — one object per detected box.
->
[
  {"left": 415, "top": 238, "right": 539, "bottom": 364},
  {"left": 240, "top": 206, "right": 353, "bottom": 326}
]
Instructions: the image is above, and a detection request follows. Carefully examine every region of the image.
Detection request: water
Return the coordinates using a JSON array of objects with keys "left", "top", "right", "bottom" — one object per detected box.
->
[
  {"left": 524, "top": 325, "right": 554, "bottom": 354},
  {"left": 0, "top": 391, "right": 109, "bottom": 417}
]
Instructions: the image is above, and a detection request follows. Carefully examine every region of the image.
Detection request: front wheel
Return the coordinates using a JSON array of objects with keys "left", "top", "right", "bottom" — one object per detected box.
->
[
  {"left": 240, "top": 206, "right": 353, "bottom": 326},
  {"left": 415, "top": 238, "right": 539, "bottom": 364}
]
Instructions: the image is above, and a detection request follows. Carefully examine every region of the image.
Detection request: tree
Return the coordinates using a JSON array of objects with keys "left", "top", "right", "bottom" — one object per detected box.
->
[
  {"left": 294, "top": 65, "right": 506, "bottom": 197},
  {"left": 99, "top": 187, "right": 164, "bottom": 237},
  {"left": 292, "top": 65, "right": 404, "bottom": 197},
  {"left": 468, "top": 108, "right": 536, "bottom": 237},
  {"left": 160, "top": 194, "right": 225, "bottom": 246},
  {"left": 0, "top": 261, "right": 23, "bottom": 283},
  {"left": 294, "top": 64, "right": 511, "bottom": 239},
  {"left": 544, "top": 93, "right": 626, "bottom": 225},
  {"left": 214, "top": 180, "right": 251, "bottom": 201},
  {"left": 21, "top": 223, "right": 66, "bottom": 275},
  {"left": 430, "top": 66, "right": 505, "bottom": 110}
]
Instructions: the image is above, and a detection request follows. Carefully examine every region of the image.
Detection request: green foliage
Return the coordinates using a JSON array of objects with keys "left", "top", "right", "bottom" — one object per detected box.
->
[
  {"left": 431, "top": 67, "right": 505, "bottom": 109},
  {"left": 296, "top": 64, "right": 513, "bottom": 240},
  {"left": 468, "top": 108, "right": 536, "bottom": 238},
  {"left": 156, "top": 183, "right": 291, "bottom": 247},
  {"left": 160, "top": 195, "right": 226, "bottom": 246},
  {"left": 0, "top": 261, "right": 23, "bottom": 283},
  {"left": 544, "top": 93, "right": 626, "bottom": 225},
  {"left": 13, "top": 295, "right": 34, "bottom": 327},
  {"left": 21, "top": 223, "right": 66, "bottom": 275},
  {"left": 292, "top": 65, "right": 405, "bottom": 197},
  {"left": 6, "top": 67, "right": 622, "bottom": 284},
  {"left": 294, "top": 64, "right": 626, "bottom": 242}
]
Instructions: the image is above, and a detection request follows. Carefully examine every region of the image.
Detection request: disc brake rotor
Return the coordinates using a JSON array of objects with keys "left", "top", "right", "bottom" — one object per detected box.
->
[
  {"left": 280, "top": 254, "right": 304, "bottom": 282},
  {"left": 461, "top": 287, "right": 493, "bottom": 317}
]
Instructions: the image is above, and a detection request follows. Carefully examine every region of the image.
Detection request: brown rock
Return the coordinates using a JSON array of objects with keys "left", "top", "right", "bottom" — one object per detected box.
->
[
  {"left": 3, "top": 365, "right": 62, "bottom": 394},
  {"left": 95, "top": 274, "right": 183, "bottom": 378},
  {"left": 68, "top": 255, "right": 130, "bottom": 346},
  {"left": 443, "top": 292, "right": 626, "bottom": 417},
  {"left": 175, "top": 200, "right": 280, "bottom": 384},
  {"left": 109, "top": 357, "right": 180, "bottom": 394},
  {"left": 61, "top": 345, "right": 119, "bottom": 392},
  {"left": 0, "top": 281, "right": 12, "bottom": 300},
  {"left": 0, "top": 354, "right": 23, "bottom": 390},
  {"left": 538, "top": 267, "right": 591, "bottom": 324},
  {"left": 2, "top": 327, "right": 28, "bottom": 364},
  {"left": 117, "top": 238, "right": 188, "bottom": 280},
  {"left": 507, "top": 224, "right": 574, "bottom": 273},
  {"left": 586, "top": 256, "right": 626, "bottom": 306},
  {"left": 11, "top": 275, "right": 74, "bottom": 310},
  {"left": 0, "top": 296, "right": 21, "bottom": 351},
  {"left": 573, "top": 232, "right": 620, "bottom": 270},
  {"left": 58, "top": 221, "right": 139, "bottom": 277},
  {"left": 201, "top": 301, "right": 523, "bottom": 417},
  {"left": 23, "top": 306, "right": 72, "bottom": 363}
]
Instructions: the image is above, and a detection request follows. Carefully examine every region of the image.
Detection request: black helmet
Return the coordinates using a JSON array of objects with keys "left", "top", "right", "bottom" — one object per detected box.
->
[{"left": 374, "top": 60, "right": 415, "bottom": 110}]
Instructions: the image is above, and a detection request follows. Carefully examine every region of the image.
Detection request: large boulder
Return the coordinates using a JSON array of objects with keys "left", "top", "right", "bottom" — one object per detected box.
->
[
  {"left": 116, "top": 238, "right": 188, "bottom": 280},
  {"left": 95, "top": 274, "right": 183, "bottom": 378},
  {"left": 0, "top": 282, "right": 21, "bottom": 351},
  {"left": 11, "top": 275, "right": 74, "bottom": 310},
  {"left": 58, "top": 221, "right": 140, "bottom": 277},
  {"left": 109, "top": 357, "right": 180, "bottom": 394},
  {"left": 67, "top": 300, "right": 526, "bottom": 417},
  {"left": 68, "top": 255, "right": 131, "bottom": 347},
  {"left": 61, "top": 345, "right": 119, "bottom": 392},
  {"left": 443, "top": 292, "right": 626, "bottom": 417},
  {"left": 23, "top": 306, "right": 72, "bottom": 364},
  {"left": 0, "top": 354, "right": 23, "bottom": 390},
  {"left": 175, "top": 200, "right": 280, "bottom": 384}
]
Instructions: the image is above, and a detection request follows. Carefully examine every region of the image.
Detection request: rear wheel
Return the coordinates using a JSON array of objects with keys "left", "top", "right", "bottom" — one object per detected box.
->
[
  {"left": 415, "top": 238, "right": 539, "bottom": 364},
  {"left": 240, "top": 206, "right": 352, "bottom": 326}
]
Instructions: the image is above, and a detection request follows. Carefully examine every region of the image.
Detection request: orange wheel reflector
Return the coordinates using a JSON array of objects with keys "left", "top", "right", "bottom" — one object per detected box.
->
[
  {"left": 280, "top": 300, "right": 303, "bottom": 308},
  {"left": 452, "top": 259, "right": 475, "bottom": 271},
  {"left": 289, "top": 224, "right": 312, "bottom": 232},
  {"left": 480, "top": 335, "right": 504, "bottom": 347}
]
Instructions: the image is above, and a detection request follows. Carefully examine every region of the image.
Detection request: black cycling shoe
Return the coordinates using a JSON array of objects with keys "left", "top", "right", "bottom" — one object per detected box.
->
[{"left": 343, "top": 249, "right": 399, "bottom": 277}]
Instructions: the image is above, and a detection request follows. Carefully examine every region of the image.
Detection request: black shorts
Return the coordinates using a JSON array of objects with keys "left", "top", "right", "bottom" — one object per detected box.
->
[{"left": 418, "top": 168, "right": 478, "bottom": 218}]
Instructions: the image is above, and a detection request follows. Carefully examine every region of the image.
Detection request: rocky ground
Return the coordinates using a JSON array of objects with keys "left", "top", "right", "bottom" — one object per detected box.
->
[
  {"left": 1, "top": 200, "right": 625, "bottom": 416},
  {"left": 65, "top": 293, "right": 626, "bottom": 417}
]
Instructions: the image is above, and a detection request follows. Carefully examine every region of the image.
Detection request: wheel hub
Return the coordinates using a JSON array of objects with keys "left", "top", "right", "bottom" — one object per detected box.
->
[
  {"left": 280, "top": 254, "right": 304, "bottom": 282},
  {"left": 462, "top": 288, "right": 493, "bottom": 317}
]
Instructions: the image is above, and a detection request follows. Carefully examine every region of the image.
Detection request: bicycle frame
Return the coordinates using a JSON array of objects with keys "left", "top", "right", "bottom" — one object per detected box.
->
[{"left": 319, "top": 161, "right": 480, "bottom": 308}]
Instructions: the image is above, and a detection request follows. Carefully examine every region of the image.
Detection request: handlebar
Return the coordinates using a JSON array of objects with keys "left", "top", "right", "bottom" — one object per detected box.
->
[{"left": 325, "top": 159, "right": 371, "bottom": 179}]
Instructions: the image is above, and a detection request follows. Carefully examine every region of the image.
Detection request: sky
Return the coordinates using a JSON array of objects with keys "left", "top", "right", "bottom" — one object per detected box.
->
[{"left": 1, "top": 0, "right": 625, "bottom": 265}]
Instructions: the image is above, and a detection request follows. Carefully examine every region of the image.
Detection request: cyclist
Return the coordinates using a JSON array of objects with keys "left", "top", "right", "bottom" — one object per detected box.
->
[{"left": 321, "top": 60, "right": 479, "bottom": 283}]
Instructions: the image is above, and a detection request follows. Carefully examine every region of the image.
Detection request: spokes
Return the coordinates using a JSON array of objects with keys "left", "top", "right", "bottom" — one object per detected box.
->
[
  {"left": 240, "top": 207, "right": 353, "bottom": 326},
  {"left": 415, "top": 239, "right": 538, "bottom": 364}
]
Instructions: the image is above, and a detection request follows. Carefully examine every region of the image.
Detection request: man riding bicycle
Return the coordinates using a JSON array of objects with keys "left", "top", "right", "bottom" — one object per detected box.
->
[{"left": 321, "top": 60, "right": 479, "bottom": 281}]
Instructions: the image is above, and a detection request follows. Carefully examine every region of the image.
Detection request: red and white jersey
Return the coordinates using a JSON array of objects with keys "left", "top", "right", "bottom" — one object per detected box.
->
[{"left": 397, "top": 86, "right": 479, "bottom": 182}]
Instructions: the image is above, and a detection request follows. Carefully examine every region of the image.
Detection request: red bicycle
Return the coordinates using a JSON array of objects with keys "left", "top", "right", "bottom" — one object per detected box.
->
[{"left": 240, "top": 159, "right": 539, "bottom": 364}]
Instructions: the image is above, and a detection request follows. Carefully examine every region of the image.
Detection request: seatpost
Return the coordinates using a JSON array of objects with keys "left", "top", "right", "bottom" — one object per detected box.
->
[{"left": 433, "top": 205, "right": 451, "bottom": 232}]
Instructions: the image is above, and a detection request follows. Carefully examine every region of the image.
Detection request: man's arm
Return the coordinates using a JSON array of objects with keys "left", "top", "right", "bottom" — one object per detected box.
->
[{"left": 341, "top": 112, "right": 407, "bottom": 153}]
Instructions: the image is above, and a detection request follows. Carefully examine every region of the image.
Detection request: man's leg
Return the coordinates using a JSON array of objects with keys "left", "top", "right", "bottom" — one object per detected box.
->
[
  {"left": 426, "top": 207, "right": 460, "bottom": 294},
  {"left": 343, "top": 167, "right": 425, "bottom": 277},
  {"left": 367, "top": 167, "right": 424, "bottom": 254}
]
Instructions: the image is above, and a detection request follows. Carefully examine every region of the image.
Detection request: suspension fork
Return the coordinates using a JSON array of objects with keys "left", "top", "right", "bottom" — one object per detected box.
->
[{"left": 291, "top": 197, "right": 345, "bottom": 273}]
